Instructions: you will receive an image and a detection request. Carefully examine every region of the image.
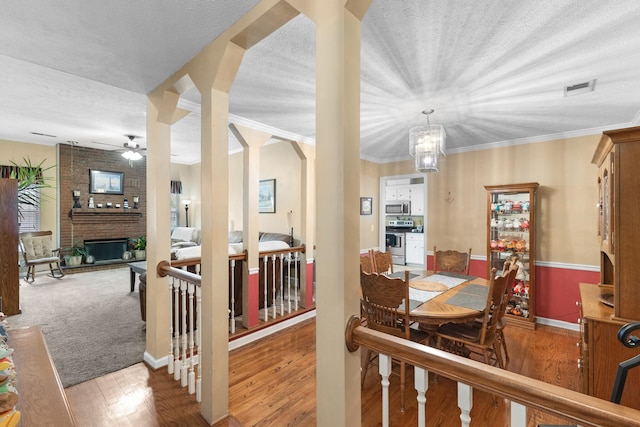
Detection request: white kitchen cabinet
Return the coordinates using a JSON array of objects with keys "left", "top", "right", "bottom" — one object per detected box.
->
[
  {"left": 405, "top": 233, "right": 424, "bottom": 265},
  {"left": 409, "top": 183, "right": 424, "bottom": 215},
  {"left": 385, "top": 186, "right": 398, "bottom": 201},
  {"left": 385, "top": 185, "right": 411, "bottom": 202},
  {"left": 397, "top": 186, "right": 411, "bottom": 201}
]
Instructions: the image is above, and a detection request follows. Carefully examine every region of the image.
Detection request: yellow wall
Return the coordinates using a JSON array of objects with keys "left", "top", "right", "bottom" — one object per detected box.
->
[
  {"left": 380, "top": 134, "right": 600, "bottom": 265},
  {"left": 359, "top": 159, "right": 380, "bottom": 249},
  {"left": 228, "top": 140, "right": 302, "bottom": 237},
  {"left": 0, "top": 140, "right": 58, "bottom": 241}
]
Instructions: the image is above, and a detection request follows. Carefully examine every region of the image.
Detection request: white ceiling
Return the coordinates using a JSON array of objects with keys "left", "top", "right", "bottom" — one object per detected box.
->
[{"left": 1, "top": 1, "right": 640, "bottom": 165}]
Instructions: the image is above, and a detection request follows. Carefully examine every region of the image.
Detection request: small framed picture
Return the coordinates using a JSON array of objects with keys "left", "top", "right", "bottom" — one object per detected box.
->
[
  {"left": 259, "top": 179, "right": 276, "bottom": 214},
  {"left": 360, "top": 197, "right": 373, "bottom": 215}
]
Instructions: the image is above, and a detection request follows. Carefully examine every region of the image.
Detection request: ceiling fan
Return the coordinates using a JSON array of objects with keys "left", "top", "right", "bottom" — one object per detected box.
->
[{"left": 121, "top": 135, "right": 145, "bottom": 161}]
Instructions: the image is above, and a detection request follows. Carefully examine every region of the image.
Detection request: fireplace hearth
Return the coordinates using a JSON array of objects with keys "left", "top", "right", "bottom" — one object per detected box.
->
[{"left": 84, "top": 238, "right": 129, "bottom": 262}]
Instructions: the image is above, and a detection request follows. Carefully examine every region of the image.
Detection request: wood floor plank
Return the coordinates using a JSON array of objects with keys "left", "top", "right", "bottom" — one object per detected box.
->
[{"left": 66, "top": 319, "right": 582, "bottom": 426}]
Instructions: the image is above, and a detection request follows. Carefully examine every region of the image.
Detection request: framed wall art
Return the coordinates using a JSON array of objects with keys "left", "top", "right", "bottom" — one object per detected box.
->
[
  {"left": 90, "top": 170, "right": 124, "bottom": 194},
  {"left": 259, "top": 179, "right": 276, "bottom": 213},
  {"left": 360, "top": 197, "right": 373, "bottom": 215}
]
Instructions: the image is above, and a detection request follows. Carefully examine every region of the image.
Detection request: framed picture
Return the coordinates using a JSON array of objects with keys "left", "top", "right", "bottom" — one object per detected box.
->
[
  {"left": 90, "top": 169, "right": 124, "bottom": 194},
  {"left": 259, "top": 179, "right": 276, "bottom": 213},
  {"left": 360, "top": 197, "right": 373, "bottom": 215}
]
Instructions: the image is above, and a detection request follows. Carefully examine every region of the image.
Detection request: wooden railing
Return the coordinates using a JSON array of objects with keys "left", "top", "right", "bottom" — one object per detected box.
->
[
  {"left": 345, "top": 316, "right": 640, "bottom": 427},
  {"left": 156, "top": 245, "right": 310, "bottom": 401},
  {"left": 157, "top": 259, "right": 202, "bottom": 401}
]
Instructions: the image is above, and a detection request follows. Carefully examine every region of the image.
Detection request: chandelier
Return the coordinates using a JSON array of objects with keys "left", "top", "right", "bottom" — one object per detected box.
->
[{"left": 409, "top": 109, "right": 446, "bottom": 173}]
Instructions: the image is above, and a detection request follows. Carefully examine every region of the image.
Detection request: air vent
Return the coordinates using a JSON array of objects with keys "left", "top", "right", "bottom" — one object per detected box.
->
[
  {"left": 30, "top": 131, "right": 57, "bottom": 138},
  {"left": 564, "top": 79, "right": 596, "bottom": 97}
]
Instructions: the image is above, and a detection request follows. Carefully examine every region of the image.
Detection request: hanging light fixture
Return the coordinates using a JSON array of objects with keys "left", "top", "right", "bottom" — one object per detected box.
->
[{"left": 409, "top": 109, "right": 446, "bottom": 173}]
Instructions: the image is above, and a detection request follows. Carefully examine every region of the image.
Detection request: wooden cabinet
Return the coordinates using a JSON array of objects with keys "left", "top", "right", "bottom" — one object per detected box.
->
[
  {"left": 405, "top": 233, "right": 424, "bottom": 265},
  {"left": 579, "top": 283, "right": 640, "bottom": 409},
  {"left": 485, "top": 182, "right": 538, "bottom": 329},
  {"left": 592, "top": 126, "right": 640, "bottom": 321},
  {"left": 0, "top": 179, "right": 20, "bottom": 315}
]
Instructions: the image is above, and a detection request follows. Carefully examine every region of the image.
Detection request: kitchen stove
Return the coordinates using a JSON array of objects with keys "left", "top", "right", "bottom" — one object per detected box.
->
[{"left": 385, "top": 220, "right": 413, "bottom": 265}]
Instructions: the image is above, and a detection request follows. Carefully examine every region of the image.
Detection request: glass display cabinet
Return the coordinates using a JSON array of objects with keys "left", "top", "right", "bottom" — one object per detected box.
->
[{"left": 485, "top": 182, "right": 539, "bottom": 329}]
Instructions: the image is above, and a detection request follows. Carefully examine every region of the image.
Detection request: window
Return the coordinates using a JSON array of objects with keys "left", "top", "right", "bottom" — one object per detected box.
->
[
  {"left": 170, "top": 193, "right": 179, "bottom": 229},
  {"left": 19, "top": 192, "right": 40, "bottom": 233}
]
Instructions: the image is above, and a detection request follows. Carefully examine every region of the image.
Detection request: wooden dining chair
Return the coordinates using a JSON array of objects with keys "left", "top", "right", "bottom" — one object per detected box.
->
[
  {"left": 360, "top": 270, "right": 428, "bottom": 412},
  {"left": 433, "top": 246, "right": 472, "bottom": 275},
  {"left": 495, "top": 261, "right": 519, "bottom": 366},
  {"left": 359, "top": 250, "right": 375, "bottom": 274},
  {"left": 372, "top": 246, "right": 394, "bottom": 275},
  {"left": 435, "top": 268, "right": 509, "bottom": 368}
]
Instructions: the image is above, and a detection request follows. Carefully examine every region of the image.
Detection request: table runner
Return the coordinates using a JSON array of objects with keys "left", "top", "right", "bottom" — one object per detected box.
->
[
  {"left": 444, "top": 284, "right": 488, "bottom": 311},
  {"left": 408, "top": 274, "right": 468, "bottom": 303}
]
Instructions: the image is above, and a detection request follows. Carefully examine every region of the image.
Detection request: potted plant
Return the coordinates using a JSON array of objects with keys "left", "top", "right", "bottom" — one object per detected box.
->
[
  {"left": 66, "top": 240, "right": 85, "bottom": 266},
  {"left": 132, "top": 236, "right": 146, "bottom": 260}
]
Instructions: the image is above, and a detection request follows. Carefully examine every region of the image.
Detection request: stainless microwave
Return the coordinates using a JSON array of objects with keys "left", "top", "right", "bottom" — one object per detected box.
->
[{"left": 385, "top": 202, "right": 410, "bottom": 214}]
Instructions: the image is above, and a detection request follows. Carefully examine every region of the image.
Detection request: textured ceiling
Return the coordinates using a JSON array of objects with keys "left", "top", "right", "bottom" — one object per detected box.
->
[{"left": 1, "top": 0, "right": 640, "bottom": 165}]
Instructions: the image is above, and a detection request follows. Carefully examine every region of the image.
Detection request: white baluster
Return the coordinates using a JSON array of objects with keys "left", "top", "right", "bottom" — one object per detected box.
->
[
  {"left": 286, "top": 254, "right": 292, "bottom": 313},
  {"left": 511, "top": 401, "right": 527, "bottom": 427},
  {"left": 457, "top": 382, "right": 473, "bottom": 427},
  {"left": 379, "top": 353, "right": 391, "bottom": 427},
  {"left": 271, "top": 254, "right": 277, "bottom": 318},
  {"left": 415, "top": 367, "right": 428, "bottom": 427},
  {"left": 167, "top": 279, "right": 174, "bottom": 375},
  {"left": 279, "top": 253, "right": 284, "bottom": 315},
  {"left": 180, "top": 281, "right": 188, "bottom": 386},
  {"left": 229, "top": 259, "right": 235, "bottom": 333},
  {"left": 196, "top": 285, "right": 202, "bottom": 403},
  {"left": 188, "top": 282, "right": 195, "bottom": 394},
  {"left": 293, "top": 252, "right": 299, "bottom": 310},
  {"left": 173, "top": 280, "right": 181, "bottom": 380},
  {"left": 263, "top": 255, "right": 269, "bottom": 322}
]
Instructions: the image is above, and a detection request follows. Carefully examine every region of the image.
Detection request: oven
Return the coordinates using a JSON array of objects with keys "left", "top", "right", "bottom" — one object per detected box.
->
[{"left": 385, "top": 232, "right": 405, "bottom": 265}]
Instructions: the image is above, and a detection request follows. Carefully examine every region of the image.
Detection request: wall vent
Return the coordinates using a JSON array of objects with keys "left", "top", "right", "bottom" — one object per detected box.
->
[{"left": 564, "top": 79, "right": 596, "bottom": 97}]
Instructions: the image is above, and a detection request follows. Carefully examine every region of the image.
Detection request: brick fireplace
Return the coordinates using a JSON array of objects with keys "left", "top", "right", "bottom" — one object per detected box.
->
[{"left": 59, "top": 144, "right": 146, "bottom": 257}]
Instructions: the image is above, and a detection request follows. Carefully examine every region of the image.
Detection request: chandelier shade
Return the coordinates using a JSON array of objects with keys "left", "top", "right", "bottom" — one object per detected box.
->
[
  {"left": 122, "top": 150, "right": 142, "bottom": 161},
  {"left": 409, "top": 110, "right": 446, "bottom": 173}
]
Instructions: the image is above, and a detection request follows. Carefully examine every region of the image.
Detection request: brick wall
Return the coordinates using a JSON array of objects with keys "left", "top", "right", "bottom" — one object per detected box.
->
[{"left": 59, "top": 144, "right": 146, "bottom": 253}]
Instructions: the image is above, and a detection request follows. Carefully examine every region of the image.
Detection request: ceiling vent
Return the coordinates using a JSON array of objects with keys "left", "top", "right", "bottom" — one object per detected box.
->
[{"left": 564, "top": 79, "right": 596, "bottom": 97}]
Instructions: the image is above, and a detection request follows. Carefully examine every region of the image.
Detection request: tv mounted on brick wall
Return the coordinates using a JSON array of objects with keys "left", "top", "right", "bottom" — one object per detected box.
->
[{"left": 90, "top": 169, "right": 124, "bottom": 195}]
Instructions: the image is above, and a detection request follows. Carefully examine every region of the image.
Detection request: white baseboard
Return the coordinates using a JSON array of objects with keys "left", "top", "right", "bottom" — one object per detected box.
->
[
  {"left": 536, "top": 316, "right": 580, "bottom": 332},
  {"left": 229, "top": 309, "right": 316, "bottom": 351},
  {"left": 144, "top": 352, "right": 169, "bottom": 369}
]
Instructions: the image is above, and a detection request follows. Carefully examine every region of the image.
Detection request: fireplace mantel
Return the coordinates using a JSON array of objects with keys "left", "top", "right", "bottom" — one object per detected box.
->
[{"left": 69, "top": 210, "right": 142, "bottom": 223}]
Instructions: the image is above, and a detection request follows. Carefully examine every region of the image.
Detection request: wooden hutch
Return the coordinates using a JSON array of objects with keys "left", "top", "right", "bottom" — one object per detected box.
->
[{"left": 579, "top": 126, "right": 640, "bottom": 408}]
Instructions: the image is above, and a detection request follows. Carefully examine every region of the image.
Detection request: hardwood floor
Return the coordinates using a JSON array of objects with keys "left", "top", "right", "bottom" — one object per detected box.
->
[{"left": 66, "top": 319, "right": 580, "bottom": 426}]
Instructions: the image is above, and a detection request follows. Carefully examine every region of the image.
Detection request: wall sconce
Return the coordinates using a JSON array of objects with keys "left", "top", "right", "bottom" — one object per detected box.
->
[
  {"left": 133, "top": 196, "right": 139, "bottom": 209},
  {"left": 72, "top": 190, "right": 82, "bottom": 208},
  {"left": 182, "top": 199, "right": 191, "bottom": 227}
]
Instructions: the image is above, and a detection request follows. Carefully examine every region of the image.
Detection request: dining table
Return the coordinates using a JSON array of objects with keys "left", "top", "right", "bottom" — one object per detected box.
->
[{"left": 388, "top": 270, "right": 490, "bottom": 339}]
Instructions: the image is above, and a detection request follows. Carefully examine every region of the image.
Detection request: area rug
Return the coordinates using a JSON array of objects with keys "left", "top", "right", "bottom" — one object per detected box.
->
[{"left": 6, "top": 267, "right": 146, "bottom": 388}]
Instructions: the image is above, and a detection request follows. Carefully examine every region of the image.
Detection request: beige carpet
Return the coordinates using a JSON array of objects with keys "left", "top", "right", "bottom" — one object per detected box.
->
[{"left": 7, "top": 267, "right": 145, "bottom": 388}]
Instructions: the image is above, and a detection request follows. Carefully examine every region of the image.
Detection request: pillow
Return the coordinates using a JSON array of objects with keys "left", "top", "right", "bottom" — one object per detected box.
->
[{"left": 174, "top": 246, "right": 201, "bottom": 260}]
